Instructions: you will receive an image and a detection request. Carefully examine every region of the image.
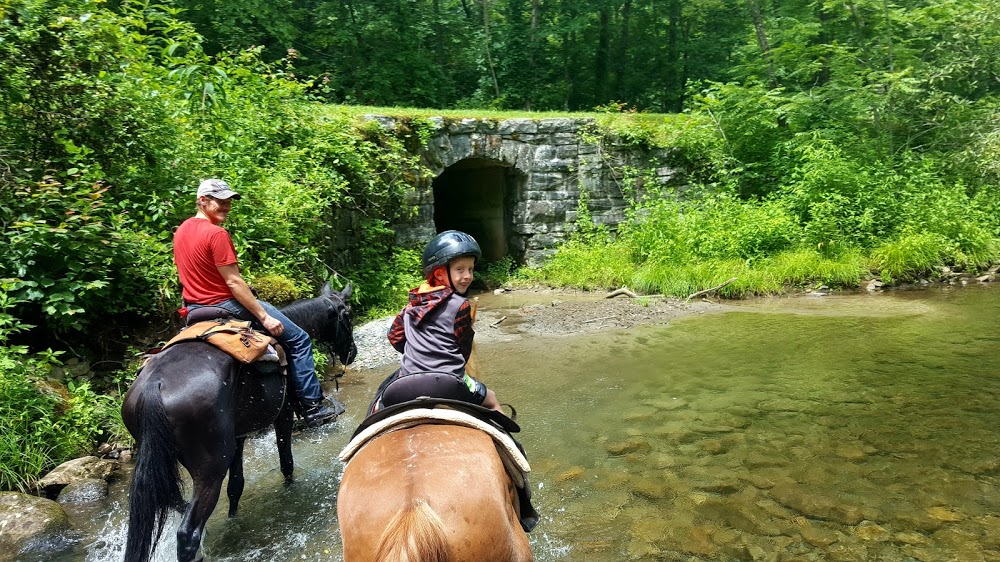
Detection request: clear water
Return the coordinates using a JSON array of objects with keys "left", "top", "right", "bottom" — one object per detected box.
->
[{"left": 27, "top": 286, "right": 1000, "bottom": 561}]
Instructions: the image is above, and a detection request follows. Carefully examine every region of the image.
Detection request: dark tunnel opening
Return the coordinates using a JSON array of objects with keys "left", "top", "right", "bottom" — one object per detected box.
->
[{"left": 432, "top": 158, "right": 522, "bottom": 265}]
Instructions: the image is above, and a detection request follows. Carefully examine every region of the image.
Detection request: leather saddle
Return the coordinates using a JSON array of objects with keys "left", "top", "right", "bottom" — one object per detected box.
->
[{"left": 150, "top": 306, "right": 286, "bottom": 371}]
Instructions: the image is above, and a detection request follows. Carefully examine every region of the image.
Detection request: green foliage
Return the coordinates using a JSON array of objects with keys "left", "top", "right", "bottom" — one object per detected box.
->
[
  {"left": 249, "top": 273, "right": 303, "bottom": 305},
  {"left": 2, "top": 0, "right": 1000, "bottom": 488},
  {"left": 476, "top": 256, "right": 518, "bottom": 289},
  {"left": 312, "top": 347, "right": 330, "bottom": 380},
  {"left": 1, "top": 177, "right": 150, "bottom": 332},
  {"left": 530, "top": 238, "right": 631, "bottom": 291},
  {"left": 0, "top": 286, "right": 113, "bottom": 491},
  {"left": 348, "top": 223, "right": 424, "bottom": 321},
  {"left": 870, "top": 231, "right": 948, "bottom": 284}
]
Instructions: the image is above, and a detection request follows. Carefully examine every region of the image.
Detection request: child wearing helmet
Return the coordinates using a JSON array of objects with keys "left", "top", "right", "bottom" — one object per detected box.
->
[{"left": 371, "top": 230, "right": 504, "bottom": 414}]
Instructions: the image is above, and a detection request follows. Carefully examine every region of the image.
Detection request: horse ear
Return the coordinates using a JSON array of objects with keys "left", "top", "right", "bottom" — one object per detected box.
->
[
  {"left": 341, "top": 282, "right": 353, "bottom": 300},
  {"left": 321, "top": 281, "right": 333, "bottom": 297}
]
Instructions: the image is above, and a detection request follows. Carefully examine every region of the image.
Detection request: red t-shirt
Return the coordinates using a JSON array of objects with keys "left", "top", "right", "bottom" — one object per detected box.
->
[{"left": 173, "top": 217, "right": 239, "bottom": 305}]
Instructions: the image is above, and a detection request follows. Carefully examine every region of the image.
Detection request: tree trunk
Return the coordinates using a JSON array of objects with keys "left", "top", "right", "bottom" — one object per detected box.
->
[
  {"left": 482, "top": 0, "right": 501, "bottom": 99},
  {"left": 748, "top": 0, "right": 776, "bottom": 86},
  {"left": 527, "top": 0, "right": 540, "bottom": 110}
]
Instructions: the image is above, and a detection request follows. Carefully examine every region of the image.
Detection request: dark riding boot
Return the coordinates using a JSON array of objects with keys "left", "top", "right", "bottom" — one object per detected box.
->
[
  {"left": 301, "top": 397, "right": 339, "bottom": 427},
  {"left": 512, "top": 438, "right": 539, "bottom": 532}
]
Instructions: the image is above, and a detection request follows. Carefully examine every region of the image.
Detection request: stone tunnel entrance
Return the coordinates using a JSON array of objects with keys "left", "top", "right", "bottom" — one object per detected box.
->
[{"left": 432, "top": 158, "right": 523, "bottom": 264}]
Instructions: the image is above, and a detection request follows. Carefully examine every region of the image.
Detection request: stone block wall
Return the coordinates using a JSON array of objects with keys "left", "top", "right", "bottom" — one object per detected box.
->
[{"left": 366, "top": 115, "right": 680, "bottom": 265}]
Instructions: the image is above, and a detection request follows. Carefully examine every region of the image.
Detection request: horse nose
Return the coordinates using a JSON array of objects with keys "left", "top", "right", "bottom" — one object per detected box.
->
[{"left": 342, "top": 342, "right": 357, "bottom": 365}]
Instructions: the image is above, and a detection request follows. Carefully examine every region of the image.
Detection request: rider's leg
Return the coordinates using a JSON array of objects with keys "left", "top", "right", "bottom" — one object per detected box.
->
[{"left": 215, "top": 299, "right": 337, "bottom": 426}]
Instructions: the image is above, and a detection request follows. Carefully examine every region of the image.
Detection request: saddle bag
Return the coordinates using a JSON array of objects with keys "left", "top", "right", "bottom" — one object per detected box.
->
[{"left": 161, "top": 320, "right": 272, "bottom": 364}]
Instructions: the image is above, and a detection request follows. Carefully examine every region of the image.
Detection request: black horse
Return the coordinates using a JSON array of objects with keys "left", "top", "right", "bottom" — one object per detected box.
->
[{"left": 121, "top": 282, "right": 356, "bottom": 562}]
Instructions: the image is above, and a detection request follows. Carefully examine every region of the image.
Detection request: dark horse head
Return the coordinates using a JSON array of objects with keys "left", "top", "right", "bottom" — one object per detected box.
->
[{"left": 283, "top": 281, "right": 357, "bottom": 366}]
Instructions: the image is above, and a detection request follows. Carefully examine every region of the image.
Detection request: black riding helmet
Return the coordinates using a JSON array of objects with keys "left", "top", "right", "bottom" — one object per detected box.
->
[{"left": 422, "top": 230, "right": 482, "bottom": 278}]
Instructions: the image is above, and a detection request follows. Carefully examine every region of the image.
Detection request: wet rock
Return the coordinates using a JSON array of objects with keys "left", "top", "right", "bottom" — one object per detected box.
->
[
  {"left": 630, "top": 477, "right": 672, "bottom": 500},
  {"left": 696, "top": 497, "right": 785, "bottom": 536},
  {"left": 834, "top": 445, "right": 868, "bottom": 461},
  {"left": 555, "top": 466, "right": 585, "bottom": 482},
  {"left": 606, "top": 437, "right": 652, "bottom": 456},
  {"left": 56, "top": 478, "right": 108, "bottom": 504},
  {"left": 889, "top": 511, "right": 945, "bottom": 533},
  {"left": 851, "top": 520, "right": 890, "bottom": 542},
  {"left": 932, "top": 526, "right": 980, "bottom": 549},
  {"left": 893, "top": 531, "right": 930, "bottom": 546},
  {"left": 700, "top": 439, "right": 727, "bottom": 454},
  {"left": 591, "top": 469, "right": 630, "bottom": 491},
  {"left": 36, "top": 456, "right": 118, "bottom": 499},
  {"left": 740, "top": 451, "right": 787, "bottom": 469},
  {"left": 771, "top": 484, "right": 864, "bottom": 525},
  {"left": 682, "top": 526, "right": 719, "bottom": 556},
  {"left": 0, "top": 492, "right": 70, "bottom": 559},
  {"left": 799, "top": 523, "right": 840, "bottom": 547},
  {"left": 825, "top": 542, "right": 869, "bottom": 562},
  {"left": 647, "top": 453, "right": 678, "bottom": 469},
  {"left": 926, "top": 505, "right": 965, "bottom": 522}
]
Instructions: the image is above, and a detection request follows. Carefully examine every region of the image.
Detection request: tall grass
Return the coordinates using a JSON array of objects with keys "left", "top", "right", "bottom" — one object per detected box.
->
[{"left": 525, "top": 182, "right": 995, "bottom": 295}]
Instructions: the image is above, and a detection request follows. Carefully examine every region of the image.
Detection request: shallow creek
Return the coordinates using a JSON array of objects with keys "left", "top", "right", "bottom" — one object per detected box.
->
[{"left": 30, "top": 285, "right": 1000, "bottom": 561}]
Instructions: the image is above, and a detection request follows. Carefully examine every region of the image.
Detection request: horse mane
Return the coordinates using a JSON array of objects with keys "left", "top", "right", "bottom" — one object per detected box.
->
[{"left": 374, "top": 500, "right": 451, "bottom": 562}]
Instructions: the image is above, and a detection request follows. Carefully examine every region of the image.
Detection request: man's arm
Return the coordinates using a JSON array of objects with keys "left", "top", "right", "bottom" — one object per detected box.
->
[{"left": 217, "top": 263, "right": 284, "bottom": 336}]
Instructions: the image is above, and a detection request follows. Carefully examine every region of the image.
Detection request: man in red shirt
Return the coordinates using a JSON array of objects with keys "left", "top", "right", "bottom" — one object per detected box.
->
[{"left": 173, "top": 178, "right": 338, "bottom": 426}]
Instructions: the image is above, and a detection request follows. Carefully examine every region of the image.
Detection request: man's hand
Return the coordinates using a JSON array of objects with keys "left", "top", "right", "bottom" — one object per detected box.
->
[{"left": 261, "top": 313, "right": 284, "bottom": 336}]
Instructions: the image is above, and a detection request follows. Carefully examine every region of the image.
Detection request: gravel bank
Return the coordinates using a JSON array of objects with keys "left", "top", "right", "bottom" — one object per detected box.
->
[{"left": 347, "top": 288, "right": 731, "bottom": 371}]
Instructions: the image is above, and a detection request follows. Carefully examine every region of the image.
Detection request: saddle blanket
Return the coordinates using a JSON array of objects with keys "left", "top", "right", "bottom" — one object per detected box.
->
[{"left": 338, "top": 408, "right": 530, "bottom": 487}]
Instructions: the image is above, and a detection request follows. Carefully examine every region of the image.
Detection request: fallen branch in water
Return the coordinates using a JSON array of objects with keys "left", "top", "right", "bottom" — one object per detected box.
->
[
  {"left": 606, "top": 286, "right": 638, "bottom": 299},
  {"left": 685, "top": 277, "right": 737, "bottom": 303},
  {"left": 489, "top": 315, "right": 507, "bottom": 328}
]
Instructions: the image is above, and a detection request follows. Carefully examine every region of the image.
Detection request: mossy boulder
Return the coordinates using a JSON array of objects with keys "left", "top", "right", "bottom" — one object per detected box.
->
[{"left": 0, "top": 492, "right": 70, "bottom": 560}]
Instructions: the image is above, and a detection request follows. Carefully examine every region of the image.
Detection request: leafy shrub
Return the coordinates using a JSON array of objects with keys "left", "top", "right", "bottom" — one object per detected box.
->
[
  {"left": 249, "top": 273, "right": 304, "bottom": 305},
  {"left": 870, "top": 231, "right": 947, "bottom": 283},
  {"left": 0, "top": 287, "right": 112, "bottom": 491}
]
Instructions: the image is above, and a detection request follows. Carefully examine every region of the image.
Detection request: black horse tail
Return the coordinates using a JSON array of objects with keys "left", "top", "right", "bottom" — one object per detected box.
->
[{"left": 124, "top": 381, "right": 183, "bottom": 562}]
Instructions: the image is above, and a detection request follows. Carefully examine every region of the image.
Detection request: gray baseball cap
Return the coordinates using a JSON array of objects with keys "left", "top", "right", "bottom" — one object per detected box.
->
[{"left": 197, "top": 178, "right": 241, "bottom": 200}]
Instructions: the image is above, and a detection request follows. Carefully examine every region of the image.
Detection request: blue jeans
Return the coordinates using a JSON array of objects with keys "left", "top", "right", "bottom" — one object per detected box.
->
[{"left": 191, "top": 299, "right": 322, "bottom": 402}]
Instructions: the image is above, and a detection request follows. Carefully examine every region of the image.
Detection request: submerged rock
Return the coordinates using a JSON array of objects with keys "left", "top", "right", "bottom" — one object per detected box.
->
[
  {"left": 771, "top": 484, "right": 865, "bottom": 525},
  {"left": 56, "top": 478, "right": 109, "bottom": 504},
  {"left": 606, "top": 437, "right": 652, "bottom": 456}
]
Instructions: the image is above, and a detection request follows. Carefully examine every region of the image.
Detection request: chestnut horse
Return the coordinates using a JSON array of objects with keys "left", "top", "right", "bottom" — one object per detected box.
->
[
  {"left": 122, "top": 282, "right": 356, "bottom": 562},
  {"left": 337, "top": 422, "right": 533, "bottom": 562}
]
